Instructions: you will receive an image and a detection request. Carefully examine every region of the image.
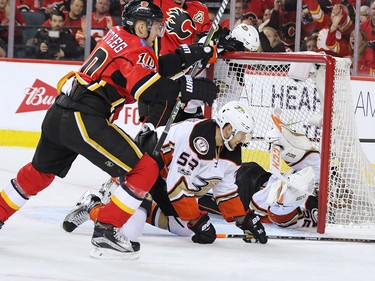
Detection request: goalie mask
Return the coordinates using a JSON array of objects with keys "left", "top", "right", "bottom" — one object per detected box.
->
[
  {"left": 265, "top": 115, "right": 314, "bottom": 164},
  {"left": 215, "top": 101, "right": 255, "bottom": 151},
  {"left": 231, "top": 23, "right": 260, "bottom": 52}
]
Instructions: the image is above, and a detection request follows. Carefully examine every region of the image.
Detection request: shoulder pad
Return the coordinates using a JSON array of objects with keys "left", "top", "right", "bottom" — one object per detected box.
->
[{"left": 189, "top": 120, "right": 216, "bottom": 160}]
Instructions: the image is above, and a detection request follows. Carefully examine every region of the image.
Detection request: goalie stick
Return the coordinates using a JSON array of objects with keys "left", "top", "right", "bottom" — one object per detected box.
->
[
  {"left": 216, "top": 234, "right": 375, "bottom": 243},
  {"left": 152, "top": 0, "right": 230, "bottom": 156}
]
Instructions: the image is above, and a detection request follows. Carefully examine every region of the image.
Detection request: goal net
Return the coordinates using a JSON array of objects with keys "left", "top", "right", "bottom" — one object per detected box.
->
[{"left": 208, "top": 52, "right": 375, "bottom": 236}]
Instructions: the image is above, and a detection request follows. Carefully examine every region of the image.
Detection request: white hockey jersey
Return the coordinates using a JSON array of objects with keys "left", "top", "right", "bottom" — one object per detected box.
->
[{"left": 158, "top": 118, "right": 246, "bottom": 221}]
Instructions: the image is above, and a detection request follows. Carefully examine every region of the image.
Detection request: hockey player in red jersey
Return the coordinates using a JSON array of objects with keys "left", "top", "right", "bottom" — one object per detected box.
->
[
  {"left": 154, "top": 0, "right": 211, "bottom": 55},
  {"left": 0, "top": 0, "right": 218, "bottom": 259},
  {"left": 62, "top": 101, "right": 268, "bottom": 244}
]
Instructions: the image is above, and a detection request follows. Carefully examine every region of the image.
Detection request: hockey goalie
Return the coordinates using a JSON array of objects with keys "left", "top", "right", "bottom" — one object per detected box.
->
[{"left": 249, "top": 114, "right": 321, "bottom": 228}]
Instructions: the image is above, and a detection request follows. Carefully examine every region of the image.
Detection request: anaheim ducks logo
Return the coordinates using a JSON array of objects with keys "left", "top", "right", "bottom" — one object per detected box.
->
[{"left": 166, "top": 7, "right": 196, "bottom": 40}]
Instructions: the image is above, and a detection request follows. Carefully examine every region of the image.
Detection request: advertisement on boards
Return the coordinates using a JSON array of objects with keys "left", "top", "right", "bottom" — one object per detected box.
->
[{"left": 0, "top": 60, "right": 375, "bottom": 162}]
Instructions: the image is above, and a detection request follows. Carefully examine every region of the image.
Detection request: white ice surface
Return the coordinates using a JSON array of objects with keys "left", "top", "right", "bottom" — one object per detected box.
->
[{"left": 0, "top": 146, "right": 374, "bottom": 281}]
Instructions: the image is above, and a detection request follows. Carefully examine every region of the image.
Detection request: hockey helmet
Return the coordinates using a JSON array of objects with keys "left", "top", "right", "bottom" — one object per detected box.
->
[
  {"left": 215, "top": 101, "right": 255, "bottom": 151},
  {"left": 231, "top": 23, "right": 260, "bottom": 52},
  {"left": 122, "top": 0, "right": 164, "bottom": 34}
]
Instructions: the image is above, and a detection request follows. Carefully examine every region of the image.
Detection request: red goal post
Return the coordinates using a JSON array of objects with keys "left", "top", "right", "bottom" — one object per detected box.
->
[{"left": 206, "top": 51, "right": 375, "bottom": 237}]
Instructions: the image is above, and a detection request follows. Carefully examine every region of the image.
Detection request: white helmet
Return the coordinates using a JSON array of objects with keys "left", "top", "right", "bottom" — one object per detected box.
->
[
  {"left": 231, "top": 23, "right": 260, "bottom": 52},
  {"left": 215, "top": 101, "right": 255, "bottom": 151}
]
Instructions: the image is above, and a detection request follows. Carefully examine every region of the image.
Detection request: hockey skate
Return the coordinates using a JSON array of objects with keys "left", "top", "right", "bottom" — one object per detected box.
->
[
  {"left": 62, "top": 191, "right": 101, "bottom": 233},
  {"left": 0, "top": 220, "right": 3, "bottom": 229},
  {"left": 90, "top": 221, "right": 140, "bottom": 260}
]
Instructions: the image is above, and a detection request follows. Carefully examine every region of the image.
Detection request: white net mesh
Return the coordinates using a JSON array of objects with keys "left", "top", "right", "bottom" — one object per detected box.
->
[{"left": 210, "top": 52, "right": 375, "bottom": 233}]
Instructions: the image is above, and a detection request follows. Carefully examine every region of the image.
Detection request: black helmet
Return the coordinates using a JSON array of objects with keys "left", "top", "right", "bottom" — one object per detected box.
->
[{"left": 122, "top": 0, "right": 164, "bottom": 34}]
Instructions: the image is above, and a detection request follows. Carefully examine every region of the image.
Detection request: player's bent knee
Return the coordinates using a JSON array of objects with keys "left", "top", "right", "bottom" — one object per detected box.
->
[
  {"left": 16, "top": 163, "right": 55, "bottom": 196},
  {"left": 122, "top": 154, "right": 159, "bottom": 198}
]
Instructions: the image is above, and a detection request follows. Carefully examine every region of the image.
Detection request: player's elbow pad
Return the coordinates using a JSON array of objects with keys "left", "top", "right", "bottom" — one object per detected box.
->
[{"left": 158, "top": 54, "right": 184, "bottom": 77}]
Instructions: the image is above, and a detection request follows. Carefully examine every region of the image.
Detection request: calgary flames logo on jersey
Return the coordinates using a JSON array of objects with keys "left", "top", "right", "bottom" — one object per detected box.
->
[{"left": 166, "top": 7, "right": 196, "bottom": 40}]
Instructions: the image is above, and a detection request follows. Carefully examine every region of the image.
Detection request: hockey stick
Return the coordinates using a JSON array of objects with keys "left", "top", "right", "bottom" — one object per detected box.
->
[
  {"left": 190, "top": 0, "right": 230, "bottom": 77},
  {"left": 216, "top": 234, "right": 375, "bottom": 243},
  {"left": 152, "top": 1, "right": 229, "bottom": 156},
  {"left": 152, "top": 99, "right": 182, "bottom": 157}
]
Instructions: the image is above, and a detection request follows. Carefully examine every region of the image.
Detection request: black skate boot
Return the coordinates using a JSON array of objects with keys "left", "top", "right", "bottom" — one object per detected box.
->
[
  {"left": 0, "top": 221, "right": 3, "bottom": 229},
  {"left": 62, "top": 191, "right": 101, "bottom": 233},
  {"left": 90, "top": 221, "right": 140, "bottom": 260}
]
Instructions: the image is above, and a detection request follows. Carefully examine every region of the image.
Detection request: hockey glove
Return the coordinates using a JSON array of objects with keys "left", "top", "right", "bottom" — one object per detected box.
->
[
  {"left": 135, "top": 125, "right": 164, "bottom": 169},
  {"left": 187, "top": 212, "right": 216, "bottom": 244},
  {"left": 175, "top": 43, "right": 214, "bottom": 69},
  {"left": 217, "top": 28, "right": 245, "bottom": 52},
  {"left": 235, "top": 210, "right": 268, "bottom": 244},
  {"left": 179, "top": 75, "right": 218, "bottom": 106}
]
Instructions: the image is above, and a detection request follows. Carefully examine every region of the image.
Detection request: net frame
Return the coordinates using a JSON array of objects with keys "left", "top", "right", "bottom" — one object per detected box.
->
[{"left": 206, "top": 52, "right": 375, "bottom": 236}]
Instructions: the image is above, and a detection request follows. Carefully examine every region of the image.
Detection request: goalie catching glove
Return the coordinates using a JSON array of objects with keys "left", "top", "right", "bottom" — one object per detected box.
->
[
  {"left": 179, "top": 75, "right": 218, "bottom": 106},
  {"left": 235, "top": 210, "right": 268, "bottom": 244},
  {"left": 187, "top": 212, "right": 216, "bottom": 244},
  {"left": 175, "top": 43, "right": 215, "bottom": 69}
]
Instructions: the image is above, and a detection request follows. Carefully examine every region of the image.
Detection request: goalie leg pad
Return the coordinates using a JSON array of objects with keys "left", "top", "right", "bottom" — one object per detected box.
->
[{"left": 267, "top": 205, "right": 303, "bottom": 228}]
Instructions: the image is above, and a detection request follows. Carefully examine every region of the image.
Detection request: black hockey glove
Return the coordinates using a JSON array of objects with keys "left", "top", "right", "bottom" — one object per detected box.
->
[
  {"left": 217, "top": 28, "right": 245, "bottom": 52},
  {"left": 179, "top": 75, "right": 218, "bottom": 106},
  {"left": 187, "top": 212, "right": 216, "bottom": 244},
  {"left": 135, "top": 125, "right": 164, "bottom": 169},
  {"left": 175, "top": 43, "right": 214, "bottom": 68},
  {"left": 235, "top": 211, "right": 268, "bottom": 244}
]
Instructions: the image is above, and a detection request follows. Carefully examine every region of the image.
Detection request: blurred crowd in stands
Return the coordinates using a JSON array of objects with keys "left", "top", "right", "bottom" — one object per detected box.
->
[{"left": 0, "top": 0, "right": 374, "bottom": 76}]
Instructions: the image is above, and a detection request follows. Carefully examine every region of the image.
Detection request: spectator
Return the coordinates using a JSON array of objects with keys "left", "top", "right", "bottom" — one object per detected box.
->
[
  {"left": 258, "top": 18, "right": 287, "bottom": 52},
  {"left": 109, "top": 0, "right": 127, "bottom": 17},
  {"left": 316, "top": 4, "right": 352, "bottom": 57},
  {"left": 261, "top": 8, "right": 271, "bottom": 23},
  {"left": 0, "top": 37, "right": 6, "bottom": 57},
  {"left": 40, "top": 1, "right": 67, "bottom": 20},
  {"left": 304, "top": 1, "right": 353, "bottom": 39},
  {"left": 208, "top": 8, "right": 216, "bottom": 22},
  {"left": 347, "top": 29, "right": 375, "bottom": 75},
  {"left": 301, "top": 5, "right": 319, "bottom": 39},
  {"left": 0, "top": 0, "right": 26, "bottom": 44},
  {"left": 305, "top": 34, "right": 318, "bottom": 52},
  {"left": 243, "top": 0, "right": 273, "bottom": 21},
  {"left": 360, "top": 0, "right": 375, "bottom": 50},
  {"left": 220, "top": 0, "right": 244, "bottom": 29},
  {"left": 360, "top": 5, "right": 370, "bottom": 23},
  {"left": 27, "top": 9, "right": 83, "bottom": 60},
  {"left": 241, "top": 12, "right": 258, "bottom": 27},
  {"left": 42, "top": 0, "right": 85, "bottom": 37},
  {"left": 16, "top": 0, "right": 41, "bottom": 12},
  {"left": 267, "top": 0, "right": 297, "bottom": 50},
  {"left": 75, "top": 0, "right": 115, "bottom": 48}
]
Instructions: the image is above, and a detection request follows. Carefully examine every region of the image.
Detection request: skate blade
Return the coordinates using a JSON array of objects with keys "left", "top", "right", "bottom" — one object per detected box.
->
[{"left": 90, "top": 246, "right": 140, "bottom": 260}]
